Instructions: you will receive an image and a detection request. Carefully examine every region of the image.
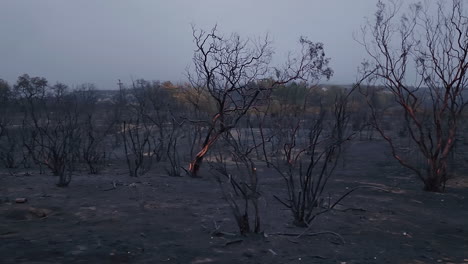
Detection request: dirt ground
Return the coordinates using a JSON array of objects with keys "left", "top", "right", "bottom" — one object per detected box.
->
[{"left": 1, "top": 140, "right": 467, "bottom": 264}]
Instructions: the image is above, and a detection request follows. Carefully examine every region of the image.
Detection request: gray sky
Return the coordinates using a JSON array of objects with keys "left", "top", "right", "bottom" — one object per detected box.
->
[{"left": 0, "top": 0, "right": 378, "bottom": 89}]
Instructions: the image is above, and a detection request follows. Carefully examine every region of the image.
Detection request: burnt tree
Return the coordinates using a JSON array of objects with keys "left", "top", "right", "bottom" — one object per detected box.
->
[
  {"left": 187, "top": 25, "right": 332, "bottom": 177},
  {"left": 358, "top": 0, "right": 468, "bottom": 192}
]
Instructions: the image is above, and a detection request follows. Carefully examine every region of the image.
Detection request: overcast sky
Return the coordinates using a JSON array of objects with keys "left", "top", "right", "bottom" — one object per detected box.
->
[{"left": 0, "top": 0, "right": 379, "bottom": 89}]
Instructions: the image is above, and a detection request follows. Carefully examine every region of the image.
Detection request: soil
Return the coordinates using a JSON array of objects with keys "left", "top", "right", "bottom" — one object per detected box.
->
[{"left": 1, "top": 140, "right": 467, "bottom": 264}]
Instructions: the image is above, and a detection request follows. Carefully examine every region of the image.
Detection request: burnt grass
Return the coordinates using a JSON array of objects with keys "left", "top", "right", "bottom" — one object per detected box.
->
[{"left": 1, "top": 140, "right": 467, "bottom": 264}]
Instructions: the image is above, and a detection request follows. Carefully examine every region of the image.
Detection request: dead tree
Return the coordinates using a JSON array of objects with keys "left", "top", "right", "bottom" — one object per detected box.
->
[
  {"left": 120, "top": 80, "right": 164, "bottom": 177},
  {"left": 187, "top": 25, "right": 332, "bottom": 177},
  {"left": 210, "top": 123, "right": 268, "bottom": 235},
  {"left": 165, "top": 116, "right": 184, "bottom": 177},
  {"left": 15, "top": 74, "right": 49, "bottom": 173},
  {"left": 15, "top": 76, "right": 82, "bottom": 186},
  {"left": 269, "top": 84, "right": 360, "bottom": 227},
  {"left": 132, "top": 79, "right": 172, "bottom": 162},
  {"left": 82, "top": 115, "right": 108, "bottom": 174},
  {"left": 75, "top": 84, "right": 110, "bottom": 174},
  {"left": 270, "top": 109, "right": 333, "bottom": 226},
  {"left": 135, "top": 80, "right": 186, "bottom": 176},
  {"left": 358, "top": 0, "right": 468, "bottom": 192},
  {"left": 0, "top": 127, "right": 21, "bottom": 169},
  {"left": 0, "top": 79, "right": 20, "bottom": 168},
  {"left": 122, "top": 118, "right": 155, "bottom": 177}
]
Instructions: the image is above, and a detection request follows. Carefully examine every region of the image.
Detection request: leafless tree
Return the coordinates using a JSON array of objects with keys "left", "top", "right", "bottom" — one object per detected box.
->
[
  {"left": 120, "top": 80, "right": 169, "bottom": 176},
  {"left": 0, "top": 79, "right": 10, "bottom": 101},
  {"left": 15, "top": 75, "right": 82, "bottom": 186},
  {"left": 0, "top": 79, "right": 20, "bottom": 169},
  {"left": 122, "top": 118, "right": 155, "bottom": 177},
  {"left": 81, "top": 114, "right": 108, "bottom": 174},
  {"left": 358, "top": 0, "right": 468, "bottom": 192},
  {"left": 269, "top": 96, "right": 352, "bottom": 226},
  {"left": 165, "top": 116, "right": 184, "bottom": 177},
  {"left": 15, "top": 74, "right": 49, "bottom": 173},
  {"left": 187, "top": 25, "right": 332, "bottom": 177},
  {"left": 0, "top": 80, "right": 10, "bottom": 142},
  {"left": 75, "top": 84, "right": 111, "bottom": 174},
  {"left": 0, "top": 128, "right": 21, "bottom": 169},
  {"left": 210, "top": 123, "right": 267, "bottom": 235},
  {"left": 132, "top": 80, "right": 173, "bottom": 161}
]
